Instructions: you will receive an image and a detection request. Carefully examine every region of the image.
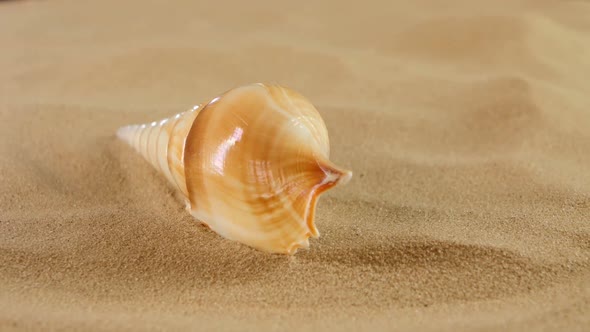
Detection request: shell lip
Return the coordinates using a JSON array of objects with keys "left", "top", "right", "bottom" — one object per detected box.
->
[
  {"left": 286, "top": 237, "right": 311, "bottom": 255},
  {"left": 316, "top": 158, "right": 353, "bottom": 189},
  {"left": 301, "top": 156, "right": 352, "bottom": 241}
]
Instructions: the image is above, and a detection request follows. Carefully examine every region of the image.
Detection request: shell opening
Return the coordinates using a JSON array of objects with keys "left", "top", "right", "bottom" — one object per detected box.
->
[{"left": 302, "top": 158, "right": 353, "bottom": 240}]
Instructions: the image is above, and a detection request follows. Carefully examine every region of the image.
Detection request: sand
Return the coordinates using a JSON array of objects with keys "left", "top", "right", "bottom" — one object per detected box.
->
[{"left": 1, "top": 0, "right": 589, "bottom": 330}]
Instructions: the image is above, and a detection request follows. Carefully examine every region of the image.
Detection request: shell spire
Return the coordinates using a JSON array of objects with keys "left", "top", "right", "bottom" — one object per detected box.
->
[
  {"left": 117, "top": 83, "right": 352, "bottom": 254},
  {"left": 117, "top": 105, "right": 202, "bottom": 196}
]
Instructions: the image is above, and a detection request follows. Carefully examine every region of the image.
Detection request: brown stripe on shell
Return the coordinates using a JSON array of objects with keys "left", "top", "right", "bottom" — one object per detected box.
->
[{"left": 167, "top": 108, "right": 200, "bottom": 197}]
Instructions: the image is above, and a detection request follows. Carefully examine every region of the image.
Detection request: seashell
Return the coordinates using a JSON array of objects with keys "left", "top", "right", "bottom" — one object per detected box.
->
[{"left": 116, "top": 83, "right": 352, "bottom": 254}]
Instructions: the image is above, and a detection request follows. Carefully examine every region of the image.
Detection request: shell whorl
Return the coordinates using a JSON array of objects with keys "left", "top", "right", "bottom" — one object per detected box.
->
[{"left": 117, "top": 83, "right": 352, "bottom": 254}]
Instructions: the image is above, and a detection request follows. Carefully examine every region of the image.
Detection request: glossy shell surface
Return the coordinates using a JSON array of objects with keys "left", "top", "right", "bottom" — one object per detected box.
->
[{"left": 117, "top": 84, "right": 352, "bottom": 254}]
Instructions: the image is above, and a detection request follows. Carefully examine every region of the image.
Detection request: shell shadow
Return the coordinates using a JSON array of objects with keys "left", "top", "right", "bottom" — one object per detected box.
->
[{"left": 296, "top": 238, "right": 572, "bottom": 305}]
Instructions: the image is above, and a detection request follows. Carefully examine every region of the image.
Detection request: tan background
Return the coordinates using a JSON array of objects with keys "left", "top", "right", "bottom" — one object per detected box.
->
[{"left": 1, "top": 0, "right": 589, "bottom": 330}]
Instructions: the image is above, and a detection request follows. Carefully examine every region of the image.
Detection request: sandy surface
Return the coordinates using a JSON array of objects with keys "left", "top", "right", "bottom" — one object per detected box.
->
[{"left": 1, "top": 0, "right": 590, "bottom": 330}]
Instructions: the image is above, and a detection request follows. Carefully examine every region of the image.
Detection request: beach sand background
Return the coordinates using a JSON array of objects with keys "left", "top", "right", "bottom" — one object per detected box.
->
[{"left": 1, "top": 0, "right": 589, "bottom": 330}]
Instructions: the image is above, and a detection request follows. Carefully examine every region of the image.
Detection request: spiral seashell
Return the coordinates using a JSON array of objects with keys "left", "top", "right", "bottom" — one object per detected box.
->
[{"left": 117, "top": 83, "right": 352, "bottom": 254}]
